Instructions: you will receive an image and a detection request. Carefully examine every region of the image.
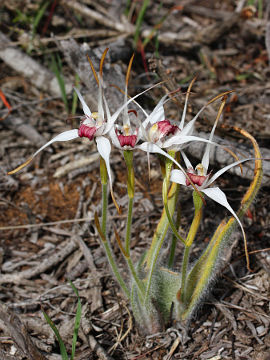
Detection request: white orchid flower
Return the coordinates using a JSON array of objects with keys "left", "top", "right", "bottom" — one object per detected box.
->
[
  {"left": 8, "top": 49, "right": 130, "bottom": 213},
  {"left": 139, "top": 79, "right": 209, "bottom": 150},
  {"left": 8, "top": 49, "right": 114, "bottom": 187},
  {"left": 8, "top": 49, "right": 152, "bottom": 213},
  {"left": 170, "top": 108, "right": 254, "bottom": 262},
  {"left": 135, "top": 81, "right": 232, "bottom": 176},
  {"left": 170, "top": 153, "right": 253, "bottom": 223}
]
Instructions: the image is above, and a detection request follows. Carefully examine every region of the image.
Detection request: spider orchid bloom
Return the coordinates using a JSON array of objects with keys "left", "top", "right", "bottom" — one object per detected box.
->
[
  {"left": 108, "top": 55, "right": 181, "bottom": 152},
  {"left": 8, "top": 49, "right": 126, "bottom": 212},
  {"left": 138, "top": 79, "right": 203, "bottom": 151},
  {"left": 170, "top": 106, "right": 254, "bottom": 268},
  {"left": 73, "top": 86, "right": 116, "bottom": 201},
  {"left": 7, "top": 87, "right": 113, "bottom": 176},
  {"left": 8, "top": 49, "right": 113, "bottom": 181},
  {"left": 136, "top": 81, "right": 231, "bottom": 174}
]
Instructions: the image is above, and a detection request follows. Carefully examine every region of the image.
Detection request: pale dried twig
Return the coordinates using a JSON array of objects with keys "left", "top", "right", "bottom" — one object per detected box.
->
[
  {"left": 0, "top": 32, "right": 72, "bottom": 97},
  {"left": 0, "top": 301, "right": 47, "bottom": 360},
  {"left": 0, "top": 239, "right": 77, "bottom": 284}
]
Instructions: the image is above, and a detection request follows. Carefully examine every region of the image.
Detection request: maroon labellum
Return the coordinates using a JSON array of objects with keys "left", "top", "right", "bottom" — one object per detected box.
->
[
  {"left": 116, "top": 129, "right": 137, "bottom": 148},
  {"left": 157, "top": 120, "right": 179, "bottom": 137},
  {"left": 78, "top": 124, "right": 97, "bottom": 140}
]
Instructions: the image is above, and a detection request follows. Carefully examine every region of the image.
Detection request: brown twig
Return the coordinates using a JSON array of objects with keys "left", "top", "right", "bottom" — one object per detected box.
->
[
  {"left": 0, "top": 32, "right": 72, "bottom": 97},
  {"left": 0, "top": 301, "right": 47, "bottom": 360},
  {"left": 87, "top": 334, "right": 114, "bottom": 360}
]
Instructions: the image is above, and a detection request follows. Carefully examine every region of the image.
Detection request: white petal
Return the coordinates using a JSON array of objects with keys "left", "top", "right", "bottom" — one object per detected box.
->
[
  {"left": 103, "top": 96, "right": 113, "bottom": 134},
  {"left": 180, "top": 151, "right": 193, "bottom": 169},
  {"left": 137, "top": 142, "right": 186, "bottom": 173},
  {"left": 163, "top": 135, "right": 217, "bottom": 148},
  {"left": 207, "top": 157, "right": 254, "bottom": 186},
  {"left": 142, "top": 94, "right": 168, "bottom": 128},
  {"left": 138, "top": 119, "right": 149, "bottom": 141},
  {"left": 201, "top": 187, "right": 245, "bottom": 236},
  {"left": 201, "top": 143, "right": 212, "bottom": 173},
  {"left": 122, "top": 84, "right": 130, "bottom": 126},
  {"left": 74, "top": 87, "right": 92, "bottom": 117},
  {"left": 32, "top": 129, "right": 79, "bottom": 158},
  {"left": 103, "top": 95, "right": 111, "bottom": 118},
  {"left": 97, "top": 75, "right": 104, "bottom": 122},
  {"left": 109, "top": 127, "right": 121, "bottom": 149},
  {"left": 170, "top": 169, "right": 187, "bottom": 185},
  {"left": 96, "top": 136, "right": 112, "bottom": 185},
  {"left": 179, "top": 89, "right": 190, "bottom": 130},
  {"left": 181, "top": 105, "right": 206, "bottom": 137},
  {"left": 110, "top": 82, "right": 163, "bottom": 126},
  {"left": 201, "top": 117, "right": 220, "bottom": 172}
]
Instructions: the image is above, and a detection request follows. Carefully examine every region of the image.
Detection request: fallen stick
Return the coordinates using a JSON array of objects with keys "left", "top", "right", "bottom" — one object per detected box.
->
[
  {"left": 59, "top": 39, "right": 125, "bottom": 112},
  {"left": 0, "top": 301, "right": 47, "bottom": 360},
  {"left": 0, "top": 32, "right": 72, "bottom": 97},
  {"left": 87, "top": 334, "right": 114, "bottom": 360},
  {"left": 0, "top": 238, "right": 77, "bottom": 284},
  {"left": 73, "top": 235, "right": 103, "bottom": 312},
  {"left": 61, "top": 0, "right": 134, "bottom": 33},
  {"left": 2, "top": 116, "right": 46, "bottom": 148}
]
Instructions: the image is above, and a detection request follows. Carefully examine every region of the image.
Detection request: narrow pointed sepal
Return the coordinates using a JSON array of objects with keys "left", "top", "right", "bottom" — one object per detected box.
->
[
  {"left": 8, "top": 129, "right": 79, "bottom": 175},
  {"left": 7, "top": 157, "right": 34, "bottom": 175}
]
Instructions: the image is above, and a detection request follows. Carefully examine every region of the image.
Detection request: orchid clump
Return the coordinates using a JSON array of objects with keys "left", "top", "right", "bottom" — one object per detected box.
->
[{"left": 8, "top": 49, "right": 263, "bottom": 335}]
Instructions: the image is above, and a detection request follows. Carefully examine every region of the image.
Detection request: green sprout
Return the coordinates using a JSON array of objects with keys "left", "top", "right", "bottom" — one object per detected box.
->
[{"left": 42, "top": 281, "right": 82, "bottom": 360}]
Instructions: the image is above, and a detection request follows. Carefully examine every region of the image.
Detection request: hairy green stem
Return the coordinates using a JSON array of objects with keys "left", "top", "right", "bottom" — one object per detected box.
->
[
  {"left": 144, "top": 151, "right": 180, "bottom": 303},
  {"left": 168, "top": 205, "right": 181, "bottom": 268},
  {"left": 99, "top": 159, "right": 130, "bottom": 299},
  {"left": 144, "top": 182, "right": 179, "bottom": 304},
  {"left": 123, "top": 151, "right": 145, "bottom": 297},
  {"left": 125, "top": 197, "right": 133, "bottom": 255},
  {"left": 162, "top": 178, "right": 185, "bottom": 244},
  {"left": 123, "top": 151, "right": 135, "bottom": 255},
  {"left": 180, "top": 191, "right": 203, "bottom": 304},
  {"left": 180, "top": 245, "right": 190, "bottom": 305},
  {"left": 101, "top": 183, "right": 107, "bottom": 234},
  {"left": 126, "top": 197, "right": 145, "bottom": 297},
  {"left": 162, "top": 152, "right": 185, "bottom": 244},
  {"left": 102, "top": 237, "right": 130, "bottom": 298}
]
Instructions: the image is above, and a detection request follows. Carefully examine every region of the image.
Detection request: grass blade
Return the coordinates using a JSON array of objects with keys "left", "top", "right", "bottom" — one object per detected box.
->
[
  {"left": 134, "top": 0, "right": 150, "bottom": 46},
  {"left": 71, "top": 74, "right": 80, "bottom": 115},
  {"left": 69, "top": 280, "right": 82, "bottom": 360},
  {"left": 51, "top": 53, "right": 69, "bottom": 112},
  {"left": 42, "top": 310, "right": 69, "bottom": 360},
  {"left": 32, "top": 1, "right": 50, "bottom": 37}
]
